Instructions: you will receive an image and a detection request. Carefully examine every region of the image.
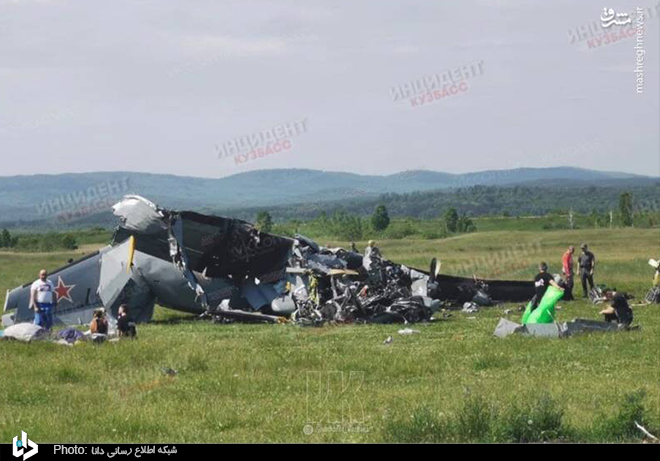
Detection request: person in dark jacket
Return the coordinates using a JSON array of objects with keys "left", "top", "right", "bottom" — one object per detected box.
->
[
  {"left": 117, "top": 304, "right": 137, "bottom": 338},
  {"left": 600, "top": 291, "right": 633, "bottom": 326},
  {"left": 532, "top": 262, "right": 561, "bottom": 310},
  {"left": 578, "top": 243, "right": 596, "bottom": 298}
]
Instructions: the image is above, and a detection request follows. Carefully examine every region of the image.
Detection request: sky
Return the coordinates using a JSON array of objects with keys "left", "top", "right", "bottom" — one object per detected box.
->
[{"left": 0, "top": 0, "right": 658, "bottom": 178}]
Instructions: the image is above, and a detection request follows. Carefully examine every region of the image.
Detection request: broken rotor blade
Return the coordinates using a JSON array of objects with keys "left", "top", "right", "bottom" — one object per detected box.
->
[
  {"left": 429, "top": 258, "right": 438, "bottom": 283},
  {"left": 127, "top": 235, "right": 136, "bottom": 273}
]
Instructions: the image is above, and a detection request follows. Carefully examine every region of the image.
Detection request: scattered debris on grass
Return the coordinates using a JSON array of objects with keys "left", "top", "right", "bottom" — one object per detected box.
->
[
  {"left": 161, "top": 367, "right": 179, "bottom": 377},
  {"left": 635, "top": 421, "right": 658, "bottom": 441},
  {"left": 494, "top": 317, "right": 640, "bottom": 339}
]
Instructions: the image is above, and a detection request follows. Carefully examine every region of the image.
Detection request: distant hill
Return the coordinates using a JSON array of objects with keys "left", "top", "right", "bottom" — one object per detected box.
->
[{"left": 0, "top": 167, "right": 655, "bottom": 229}]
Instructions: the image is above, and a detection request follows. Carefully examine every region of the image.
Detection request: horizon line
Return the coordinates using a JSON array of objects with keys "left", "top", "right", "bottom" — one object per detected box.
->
[{"left": 0, "top": 165, "right": 656, "bottom": 180}]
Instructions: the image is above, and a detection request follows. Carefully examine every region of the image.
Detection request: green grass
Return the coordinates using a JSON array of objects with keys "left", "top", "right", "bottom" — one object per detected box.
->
[{"left": 0, "top": 227, "right": 659, "bottom": 443}]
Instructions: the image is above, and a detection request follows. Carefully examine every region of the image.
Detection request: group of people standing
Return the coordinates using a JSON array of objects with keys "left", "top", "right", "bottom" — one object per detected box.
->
[
  {"left": 532, "top": 244, "right": 633, "bottom": 326},
  {"left": 531, "top": 243, "right": 595, "bottom": 309},
  {"left": 561, "top": 243, "right": 596, "bottom": 300}
]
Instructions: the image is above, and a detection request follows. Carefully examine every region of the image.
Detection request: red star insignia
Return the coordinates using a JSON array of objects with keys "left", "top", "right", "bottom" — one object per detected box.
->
[{"left": 54, "top": 276, "right": 75, "bottom": 304}]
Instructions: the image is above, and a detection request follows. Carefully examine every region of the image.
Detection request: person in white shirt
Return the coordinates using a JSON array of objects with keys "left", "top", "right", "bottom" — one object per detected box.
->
[{"left": 30, "top": 269, "right": 58, "bottom": 330}]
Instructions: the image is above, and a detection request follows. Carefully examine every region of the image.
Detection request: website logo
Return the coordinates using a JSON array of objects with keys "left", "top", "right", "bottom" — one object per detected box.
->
[{"left": 12, "top": 431, "right": 38, "bottom": 460}]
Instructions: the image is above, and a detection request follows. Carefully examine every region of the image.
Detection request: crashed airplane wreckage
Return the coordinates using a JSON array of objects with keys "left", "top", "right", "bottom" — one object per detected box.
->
[{"left": 3, "top": 195, "right": 535, "bottom": 327}]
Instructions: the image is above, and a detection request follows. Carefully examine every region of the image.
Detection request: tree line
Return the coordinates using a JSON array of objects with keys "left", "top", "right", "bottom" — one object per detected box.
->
[
  {"left": 0, "top": 228, "right": 79, "bottom": 252},
  {"left": 254, "top": 204, "right": 477, "bottom": 241},
  {"left": 220, "top": 183, "right": 660, "bottom": 223}
]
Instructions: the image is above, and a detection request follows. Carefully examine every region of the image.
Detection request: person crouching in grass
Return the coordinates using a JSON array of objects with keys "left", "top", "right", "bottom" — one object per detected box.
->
[{"left": 600, "top": 291, "right": 633, "bottom": 328}]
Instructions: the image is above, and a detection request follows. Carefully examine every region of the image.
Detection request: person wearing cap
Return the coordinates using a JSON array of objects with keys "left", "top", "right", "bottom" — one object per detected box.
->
[
  {"left": 561, "top": 246, "right": 575, "bottom": 301},
  {"left": 30, "top": 269, "right": 58, "bottom": 330},
  {"left": 532, "top": 262, "right": 561, "bottom": 309},
  {"left": 578, "top": 243, "right": 596, "bottom": 298}
]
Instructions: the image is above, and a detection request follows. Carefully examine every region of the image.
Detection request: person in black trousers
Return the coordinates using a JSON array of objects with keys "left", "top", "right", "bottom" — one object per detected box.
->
[{"left": 578, "top": 243, "right": 596, "bottom": 298}]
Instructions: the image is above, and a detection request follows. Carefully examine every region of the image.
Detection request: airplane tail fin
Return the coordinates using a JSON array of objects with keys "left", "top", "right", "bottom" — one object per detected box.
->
[{"left": 98, "top": 237, "right": 135, "bottom": 308}]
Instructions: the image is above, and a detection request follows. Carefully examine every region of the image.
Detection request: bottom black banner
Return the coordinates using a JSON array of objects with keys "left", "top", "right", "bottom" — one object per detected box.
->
[{"left": 2, "top": 442, "right": 185, "bottom": 460}]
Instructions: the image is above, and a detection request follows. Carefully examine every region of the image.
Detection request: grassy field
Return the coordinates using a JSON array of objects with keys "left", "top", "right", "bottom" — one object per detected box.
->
[{"left": 0, "top": 228, "right": 659, "bottom": 443}]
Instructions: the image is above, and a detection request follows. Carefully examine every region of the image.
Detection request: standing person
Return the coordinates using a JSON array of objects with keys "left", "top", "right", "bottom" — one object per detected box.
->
[
  {"left": 532, "top": 262, "right": 561, "bottom": 310},
  {"left": 363, "top": 240, "right": 382, "bottom": 272},
  {"left": 30, "top": 269, "right": 57, "bottom": 331},
  {"left": 364, "top": 240, "right": 382, "bottom": 258},
  {"left": 578, "top": 243, "right": 596, "bottom": 298},
  {"left": 561, "top": 246, "right": 575, "bottom": 301}
]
